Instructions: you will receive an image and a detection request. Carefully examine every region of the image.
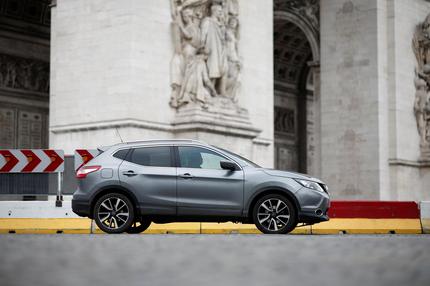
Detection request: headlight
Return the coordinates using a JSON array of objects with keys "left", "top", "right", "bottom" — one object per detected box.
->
[{"left": 295, "top": 179, "right": 325, "bottom": 193}]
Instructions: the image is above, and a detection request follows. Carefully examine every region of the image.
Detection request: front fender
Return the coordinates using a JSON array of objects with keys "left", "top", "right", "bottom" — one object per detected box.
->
[{"left": 243, "top": 177, "right": 302, "bottom": 217}]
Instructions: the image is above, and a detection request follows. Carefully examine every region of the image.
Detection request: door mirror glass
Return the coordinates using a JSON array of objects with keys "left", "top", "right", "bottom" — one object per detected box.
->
[{"left": 220, "top": 161, "right": 239, "bottom": 171}]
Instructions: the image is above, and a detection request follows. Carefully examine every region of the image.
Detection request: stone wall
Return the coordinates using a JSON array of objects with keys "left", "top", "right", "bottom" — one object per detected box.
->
[{"left": 50, "top": 0, "right": 175, "bottom": 153}]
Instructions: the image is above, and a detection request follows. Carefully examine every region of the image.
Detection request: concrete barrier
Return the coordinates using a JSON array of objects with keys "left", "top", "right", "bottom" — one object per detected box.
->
[
  {"left": 420, "top": 201, "right": 430, "bottom": 234},
  {"left": 328, "top": 201, "right": 420, "bottom": 218},
  {"left": 0, "top": 200, "right": 426, "bottom": 234},
  {"left": 0, "top": 201, "right": 78, "bottom": 218}
]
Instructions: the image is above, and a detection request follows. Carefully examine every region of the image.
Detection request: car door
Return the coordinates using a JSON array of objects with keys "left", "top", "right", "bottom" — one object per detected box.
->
[
  {"left": 176, "top": 145, "right": 244, "bottom": 216},
  {"left": 118, "top": 145, "right": 176, "bottom": 215}
]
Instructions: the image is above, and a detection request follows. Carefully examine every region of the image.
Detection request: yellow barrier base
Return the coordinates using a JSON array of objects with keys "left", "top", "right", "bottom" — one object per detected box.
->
[
  {"left": 421, "top": 219, "right": 430, "bottom": 234},
  {"left": 311, "top": 219, "right": 422, "bottom": 234},
  {"left": 0, "top": 218, "right": 423, "bottom": 234}
]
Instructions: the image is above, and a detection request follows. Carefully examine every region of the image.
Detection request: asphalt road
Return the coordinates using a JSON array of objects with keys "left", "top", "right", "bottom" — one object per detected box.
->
[{"left": 0, "top": 234, "right": 429, "bottom": 286}]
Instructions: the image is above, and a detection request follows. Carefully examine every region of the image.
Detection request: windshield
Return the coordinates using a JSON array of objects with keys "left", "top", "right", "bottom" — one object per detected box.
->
[{"left": 213, "top": 146, "right": 261, "bottom": 168}]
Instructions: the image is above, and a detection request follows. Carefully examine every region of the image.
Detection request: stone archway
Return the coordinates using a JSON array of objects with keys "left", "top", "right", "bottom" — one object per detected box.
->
[{"left": 273, "top": 1, "right": 321, "bottom": 176}]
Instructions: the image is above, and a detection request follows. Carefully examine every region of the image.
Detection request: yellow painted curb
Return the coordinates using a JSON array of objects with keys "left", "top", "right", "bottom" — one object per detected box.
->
[
  {"left": 0, "top": 218, "right": 424, "bottom": 234},
  {"left": 421, "top": 219, "right": 430, "bottom": 234},
  {"left": 311, "top": 219, "right": 422, "bottom": 234}
]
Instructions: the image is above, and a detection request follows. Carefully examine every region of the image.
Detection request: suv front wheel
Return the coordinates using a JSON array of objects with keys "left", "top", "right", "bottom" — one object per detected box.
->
[
  {"left": 94, "top": 193, "right": 135, "bottom": 234},
  {"left": 253, "top": 194, "right": 297, "bottom": 234}
]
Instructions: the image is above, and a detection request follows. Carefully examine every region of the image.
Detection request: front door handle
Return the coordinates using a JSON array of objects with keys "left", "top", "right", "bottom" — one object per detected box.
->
[
  {"left": 123, "top": 170, "right": 137, "bottom": 177},
  {"left": 179, "top": 173, "right": 193, "bottom": 179}
]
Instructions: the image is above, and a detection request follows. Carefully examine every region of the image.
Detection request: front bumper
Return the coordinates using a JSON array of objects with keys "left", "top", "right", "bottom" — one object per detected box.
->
[
  {"left": 298, "top": 211, "right": 329, "bottom": 224},
  {"left": 296, "top": 186, "right": 330, "bottom": 224}
]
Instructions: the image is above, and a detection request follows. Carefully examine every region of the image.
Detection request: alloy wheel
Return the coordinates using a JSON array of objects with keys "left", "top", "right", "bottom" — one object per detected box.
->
[
  {"left": 97, "top": 197, "right": 130, "bottom": 230},
  {"left": 257, "top": 198, "right": 290, "bottom": 232}
]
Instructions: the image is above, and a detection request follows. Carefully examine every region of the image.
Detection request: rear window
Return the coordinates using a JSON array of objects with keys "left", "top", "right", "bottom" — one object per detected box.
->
[
  {"left": 113, "top": 149, "right": 129, "bottom": 160},
  {"left": 128, "top": 147, "right": 173, "bottom": 167}
]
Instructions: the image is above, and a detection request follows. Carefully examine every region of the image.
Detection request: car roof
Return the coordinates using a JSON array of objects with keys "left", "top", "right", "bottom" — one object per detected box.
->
[{"left": 109, "top": 139, "right": 209, "bottom": 149}]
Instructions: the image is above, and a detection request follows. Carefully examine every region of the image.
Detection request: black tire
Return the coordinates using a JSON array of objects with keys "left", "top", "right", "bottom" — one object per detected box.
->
[
  {"left": 126, "top": 219, "right": 151, "bottom": 234},
  {"left": 94, "top": 193, "right": 135, "bottom": 234},
  {"left": 253, "top": 194, "right": 297, "bottom": 234}
]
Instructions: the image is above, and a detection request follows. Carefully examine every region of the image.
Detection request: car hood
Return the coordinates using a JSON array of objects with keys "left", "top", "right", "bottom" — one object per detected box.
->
[{"left": 261, "top": 169, "right": 324, "bottom": 184}]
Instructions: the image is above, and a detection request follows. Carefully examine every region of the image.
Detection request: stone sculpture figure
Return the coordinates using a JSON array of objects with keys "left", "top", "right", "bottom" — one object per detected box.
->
[
  {"left": 414, "top": 76, "right": 430, "bottom": 147},
  {"left": 169, "top": 0, "right": 241, "bottom": 109},
  {"left": 225, "top": 16, "right": 241, "bottom": 101},
  {"left": 170, "top": 5, "right": 216, "bottom": 108},
  {"left": 200, "top": 3, "right": 228, "bottom": 96},
  {"left": 413, "top": 13, "right": 430, "bottom": 157}
]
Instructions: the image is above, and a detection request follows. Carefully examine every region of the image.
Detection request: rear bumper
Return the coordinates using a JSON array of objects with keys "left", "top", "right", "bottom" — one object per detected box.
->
[
  {"left": 71, "top": 199, "right": 91, "bottom": 217},
  {"left": 71, "top": 187, "right": 92, "bottom": 218}
]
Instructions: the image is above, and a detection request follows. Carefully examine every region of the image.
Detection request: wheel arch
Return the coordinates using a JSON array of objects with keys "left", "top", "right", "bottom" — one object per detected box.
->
[
  {"left": 246, "top": 187, "right": 300, "bottom": 223},
  {"left": 89, "top": 185, "right": 139, "bottom": 219}
]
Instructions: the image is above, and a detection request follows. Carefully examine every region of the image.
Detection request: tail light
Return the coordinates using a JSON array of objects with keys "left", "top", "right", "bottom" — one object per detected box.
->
[{"left": 76, "top": 165, "right": 101, "bottom": 179}]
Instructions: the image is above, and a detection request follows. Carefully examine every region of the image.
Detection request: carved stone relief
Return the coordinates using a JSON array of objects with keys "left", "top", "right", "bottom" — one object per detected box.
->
[
  {"left": 274, "top": 107, "right": 295, "bottom": 134},
  {"left": 0, "top": 108, "right": 16, "bottom": 148},
  {"left": 412, "top": 14, "right": 430, "bottom": 159},
  {"left": 0, "top": 108, "right": 46, "bottom": 149},
  {"left": 169, "top": 0, "right": 241, "bottom": 109},
  {"left": 274, "top": 0, "right": 320, "bottom": 33},
  {"left": 0, "top": 54, "right": 50, "bottom": 94},
  {"left": 274, "top": 21, "right": 313, "bottom": 85}
]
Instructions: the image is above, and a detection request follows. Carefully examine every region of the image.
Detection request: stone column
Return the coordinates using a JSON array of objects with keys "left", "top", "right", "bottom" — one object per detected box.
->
[{"left": 320, "top": 0, "right": 389, "bottom": 199}]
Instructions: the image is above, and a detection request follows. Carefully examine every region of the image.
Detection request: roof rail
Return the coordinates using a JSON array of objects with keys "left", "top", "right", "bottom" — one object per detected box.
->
[{"left": 123, "top": 139, "right": 208, "bottom": 145}]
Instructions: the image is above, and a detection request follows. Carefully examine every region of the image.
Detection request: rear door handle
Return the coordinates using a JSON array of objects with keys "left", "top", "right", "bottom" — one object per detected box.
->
[
  {"left": 179, "top": 173, "right": 193, "bottom": 179},
  {"left": 123, "top": 170, "right": 137, "bottom": 177}
]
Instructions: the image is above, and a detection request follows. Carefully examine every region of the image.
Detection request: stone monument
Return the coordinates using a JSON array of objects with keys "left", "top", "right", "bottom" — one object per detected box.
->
[
  {"left": 49, "top": 0, "right": 273, "bottom": 166},
  {"left": 167, "top": 0, "right": 261, "bottom": 156}
]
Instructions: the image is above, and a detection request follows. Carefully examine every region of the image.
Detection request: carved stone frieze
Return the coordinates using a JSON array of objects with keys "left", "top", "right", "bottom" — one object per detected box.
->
[
  {"left": 274, "top": 0, "right": 320, "bottom": 33},
  {"left": 0, "top": 54, "right": 50, "bottom": 94},
  {"left": 412, "top": 14, "right": 430, "bottom": 159},
  {"left": 274, "top": 107, "right": 295, "bottom": 134},
  {"left": 169, "top": 0, "right": 241, "bottom": 109}
]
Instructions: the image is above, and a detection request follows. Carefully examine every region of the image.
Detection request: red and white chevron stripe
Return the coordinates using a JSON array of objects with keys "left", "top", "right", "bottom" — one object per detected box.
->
[
  {"left": 74, "top": 149, "right": 100, "bottom": 171},
  {"left": 0, "top": 149, "right": 64, "bottom": 173}
]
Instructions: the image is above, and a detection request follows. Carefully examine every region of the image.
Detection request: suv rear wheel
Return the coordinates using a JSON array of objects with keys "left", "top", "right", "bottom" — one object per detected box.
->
[
  {"left": 253, "top": 194, "right": 297, "bottom": 234},
  {"left": 94, "top": 193, "right": 135, "bottom": 234}
]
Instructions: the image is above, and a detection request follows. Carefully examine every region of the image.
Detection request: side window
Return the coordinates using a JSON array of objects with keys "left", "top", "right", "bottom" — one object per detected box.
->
[
  {"left": 178, "top": 146, "right": 227, "bottom": 170},
  {"left": 128, "top": 147, "right": 173, "bottom": 167},
  {"left": 113, "top": 149, "right": 129, "bottom": 160}
]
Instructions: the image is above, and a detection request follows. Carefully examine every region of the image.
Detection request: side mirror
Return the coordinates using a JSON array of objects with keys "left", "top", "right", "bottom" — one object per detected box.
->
[{"left": 220, "top": 161, "right": 239, "bottom": 171}]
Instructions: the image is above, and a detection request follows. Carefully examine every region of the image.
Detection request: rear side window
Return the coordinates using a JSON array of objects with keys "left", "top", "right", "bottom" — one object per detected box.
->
[
  {"left": 128, "top": 146, "right": 173, "bottom": 167},
  {"left": 113, "top": 149, "right": 129, "bottom": 160}
]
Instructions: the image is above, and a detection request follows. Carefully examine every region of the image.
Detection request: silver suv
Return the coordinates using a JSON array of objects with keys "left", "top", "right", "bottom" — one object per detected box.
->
[{"left": 72, "top": 140, "right": 330, "bottom": 234}]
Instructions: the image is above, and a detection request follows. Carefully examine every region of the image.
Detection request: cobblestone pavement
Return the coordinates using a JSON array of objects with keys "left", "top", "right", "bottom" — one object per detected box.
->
[{"left": 0, "top": 234, "right": 429, "bottom": 286}]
